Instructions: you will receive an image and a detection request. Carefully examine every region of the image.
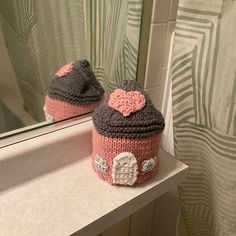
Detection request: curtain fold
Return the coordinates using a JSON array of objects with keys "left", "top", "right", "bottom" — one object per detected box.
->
[
  {"left": 172, "top": 0, "right": 236, "bottom": 235},
  {"left": 0, "top": 0, "right": 143, "bottom": 121}
]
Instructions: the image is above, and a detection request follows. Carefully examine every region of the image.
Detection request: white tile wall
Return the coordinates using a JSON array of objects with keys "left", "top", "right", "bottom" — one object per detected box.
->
[
  {"left": 163, "top": 21, "right": 176, "bottom": 67},
  {"left": 145, "top": 87, "right": 160, "bottom": 108},
  {"left": 144, "top": 23, "right": 167, "bottom": 89},
  {"left": 145, "top": 0, "right": 179, "bottom": 112},
  {"left": 152, "top": 0, "right": 172, "bottom": 23},
  {"left": 158, "top": 66, "right": 168, "bottom": 107},
  {"left": 169, "top": 0, "right": 180, "bottom": 20},
  {"left": 144, "top": 1, "right": 179, "bottom": 236}
]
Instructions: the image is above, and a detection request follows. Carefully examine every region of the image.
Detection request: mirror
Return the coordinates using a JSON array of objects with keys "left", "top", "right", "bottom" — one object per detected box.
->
[{"left": 0, "top": 0, "right": 144, "bottom": 138}]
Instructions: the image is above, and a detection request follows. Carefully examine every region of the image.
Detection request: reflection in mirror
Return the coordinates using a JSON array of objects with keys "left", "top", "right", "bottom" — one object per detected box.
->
[
  {"left": 0, "top": 0, "right": 143, "bottom": 137},
  {"left": 44, "top": 59, "right": 104, "bottom": 122}
]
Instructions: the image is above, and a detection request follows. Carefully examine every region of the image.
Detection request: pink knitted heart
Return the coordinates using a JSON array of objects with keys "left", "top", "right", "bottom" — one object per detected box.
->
[
  {"left": 108, "top": 89, "right": 145, "bottom": 116},
  {"left": 55, "top": 63, "right": 73, "bottom": 77}
]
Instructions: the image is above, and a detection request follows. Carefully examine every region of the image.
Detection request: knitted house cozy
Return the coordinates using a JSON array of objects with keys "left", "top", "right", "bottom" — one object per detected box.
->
[
  {"left": 92, "top": 80, "right": 165, "bottom": 186},
  {"left": 44, "top": 60, "right": 104, "bottom": 122}
]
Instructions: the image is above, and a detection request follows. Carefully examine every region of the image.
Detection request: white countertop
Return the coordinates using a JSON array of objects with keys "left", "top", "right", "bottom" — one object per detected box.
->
[{"left": 0, "top": 120, "right": 188, "bottom": 236}]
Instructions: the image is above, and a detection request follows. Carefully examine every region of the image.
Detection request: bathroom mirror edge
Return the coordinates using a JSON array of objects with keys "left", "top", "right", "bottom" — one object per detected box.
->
[
  {"left": 136, "top": 0, "right": 153, "bottom": 86},
  {"left": 0, "top": 113, "right": 93, "bottom": 148}
]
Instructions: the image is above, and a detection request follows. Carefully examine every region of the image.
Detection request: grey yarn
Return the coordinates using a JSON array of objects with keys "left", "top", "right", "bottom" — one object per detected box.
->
[
  {"left": 48, "top": 60, "right": 104, "bottom": 104},
  {"left": 92, "top": 80, "right": 165, "bottom": 139}
]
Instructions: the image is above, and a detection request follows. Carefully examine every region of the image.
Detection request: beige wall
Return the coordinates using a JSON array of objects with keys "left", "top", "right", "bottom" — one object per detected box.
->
[{"left": 99, "top": 0, "right": 180, "bottom": 236}]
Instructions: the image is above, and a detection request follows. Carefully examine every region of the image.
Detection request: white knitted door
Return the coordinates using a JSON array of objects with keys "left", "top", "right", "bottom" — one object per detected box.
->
[{"left": 112, "top": 152, "right": 138, "bottom": 185}]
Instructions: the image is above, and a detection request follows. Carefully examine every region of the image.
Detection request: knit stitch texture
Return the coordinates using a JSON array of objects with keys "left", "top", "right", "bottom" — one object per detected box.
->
[
  {"left": 92, "top": 128, "right": 161, "bottom": 185},
  {"left": 92, "top": 80, "right": 165, "bottom": 186},
  {"left": 48, "top": 60, "right": 104, "bottom": 105},
  {"left": 93, "top": 80, "right": 165, "bottom": 139},
  {"left": 108, "top": 89, "right": 145, "bottom": 116},
  {"left": 45, "top": 95, "right": 102, "bottom": 121}
]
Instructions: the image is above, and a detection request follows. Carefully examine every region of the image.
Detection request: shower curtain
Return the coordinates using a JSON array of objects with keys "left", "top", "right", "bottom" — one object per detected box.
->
[
  {"left": 0, "top": 0, "right": 142, "bottom": 121},
  {"left": 172, "top": 0, "right": 236, "bottom": 235}
]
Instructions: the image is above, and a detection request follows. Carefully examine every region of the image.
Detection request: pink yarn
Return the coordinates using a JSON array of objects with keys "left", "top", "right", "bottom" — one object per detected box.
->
[
  {"left": 45, "top": 96, "right": 102, "bottom": 121},
  {"left": 108, "top": 89, "right": 145, "bottom": 116},
  {"left": 55, "top": 63, "right": 73, "bottom": 77},
  {"left": 92, "top": 128, "right": 161, "bottom": 185}
]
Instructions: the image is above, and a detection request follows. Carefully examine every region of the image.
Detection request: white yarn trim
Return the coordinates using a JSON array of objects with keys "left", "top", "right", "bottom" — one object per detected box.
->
[
  {"left": 95, "top": 154, "right": 108, "bottom": 173},
  {"left": 112, "top": 152, "right": 138, "bottom": 185},
  {"left": 141, "top": 157, "right": 157, "bottom": 174}
]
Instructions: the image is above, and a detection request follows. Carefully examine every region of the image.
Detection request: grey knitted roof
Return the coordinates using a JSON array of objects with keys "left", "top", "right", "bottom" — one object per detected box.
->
[
  {"left": 48, "top": 60, "right": 104, "bottom": 104},
  {"left": 92, "top": 80, "right": 165, "bottom": 139}
]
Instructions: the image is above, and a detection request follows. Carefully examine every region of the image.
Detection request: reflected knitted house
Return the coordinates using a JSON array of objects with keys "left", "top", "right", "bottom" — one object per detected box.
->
[{"left": 44, "top": 60, "right": 104, "bottom": 122}]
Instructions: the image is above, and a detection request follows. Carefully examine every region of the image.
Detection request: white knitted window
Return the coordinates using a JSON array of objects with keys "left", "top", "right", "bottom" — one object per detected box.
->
[
  {"left": 141, "top": 157, "right": 157, "bottom": 174},
  {"left": 112, "top": 152, "right": 138, "bottom": 185},
  {"left": 44, "top": 106, "right": 54, "bottom": 123},
  {"left": 95, "top": 154, "right": 108, "bottom": 173}
]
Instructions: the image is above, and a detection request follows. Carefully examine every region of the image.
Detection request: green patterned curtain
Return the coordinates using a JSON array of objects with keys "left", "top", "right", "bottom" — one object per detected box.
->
[
  {"left": 0, "top": 0, "right": 143, "bottom": 121},
  {"left": 90, "top": 0, "right": 143, "bottom": 93},
  {"left": 172, "top": 0, "right": 236, "bottom": 235}
]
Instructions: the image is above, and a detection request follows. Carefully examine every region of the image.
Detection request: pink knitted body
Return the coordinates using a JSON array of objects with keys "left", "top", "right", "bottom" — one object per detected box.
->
[
  {"left": 45, "top": 96, "right": 101, "bottom": 121},
  {"left": 92, "top": 128, "right": 161, "bottom": 185}
]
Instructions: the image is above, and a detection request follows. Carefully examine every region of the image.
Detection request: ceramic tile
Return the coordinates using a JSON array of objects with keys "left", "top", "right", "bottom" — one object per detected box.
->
[
  {"left": 169, "top": 0, "right": 180, "bottom": 21},
  {"left": 145, "top": 23, "right": 167, "bottom": 89},
  {"left": 145, "top": 87, "right": 159, "bottom": 109},
  {"left": 163, "top": 21, "right": 176, "bottom": 67},
  {"left": 158, "top": 67, "right": 168, "bottom": 110},
  {"left": 152, "top": 0, "right": 172, "bottom": 23}
]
